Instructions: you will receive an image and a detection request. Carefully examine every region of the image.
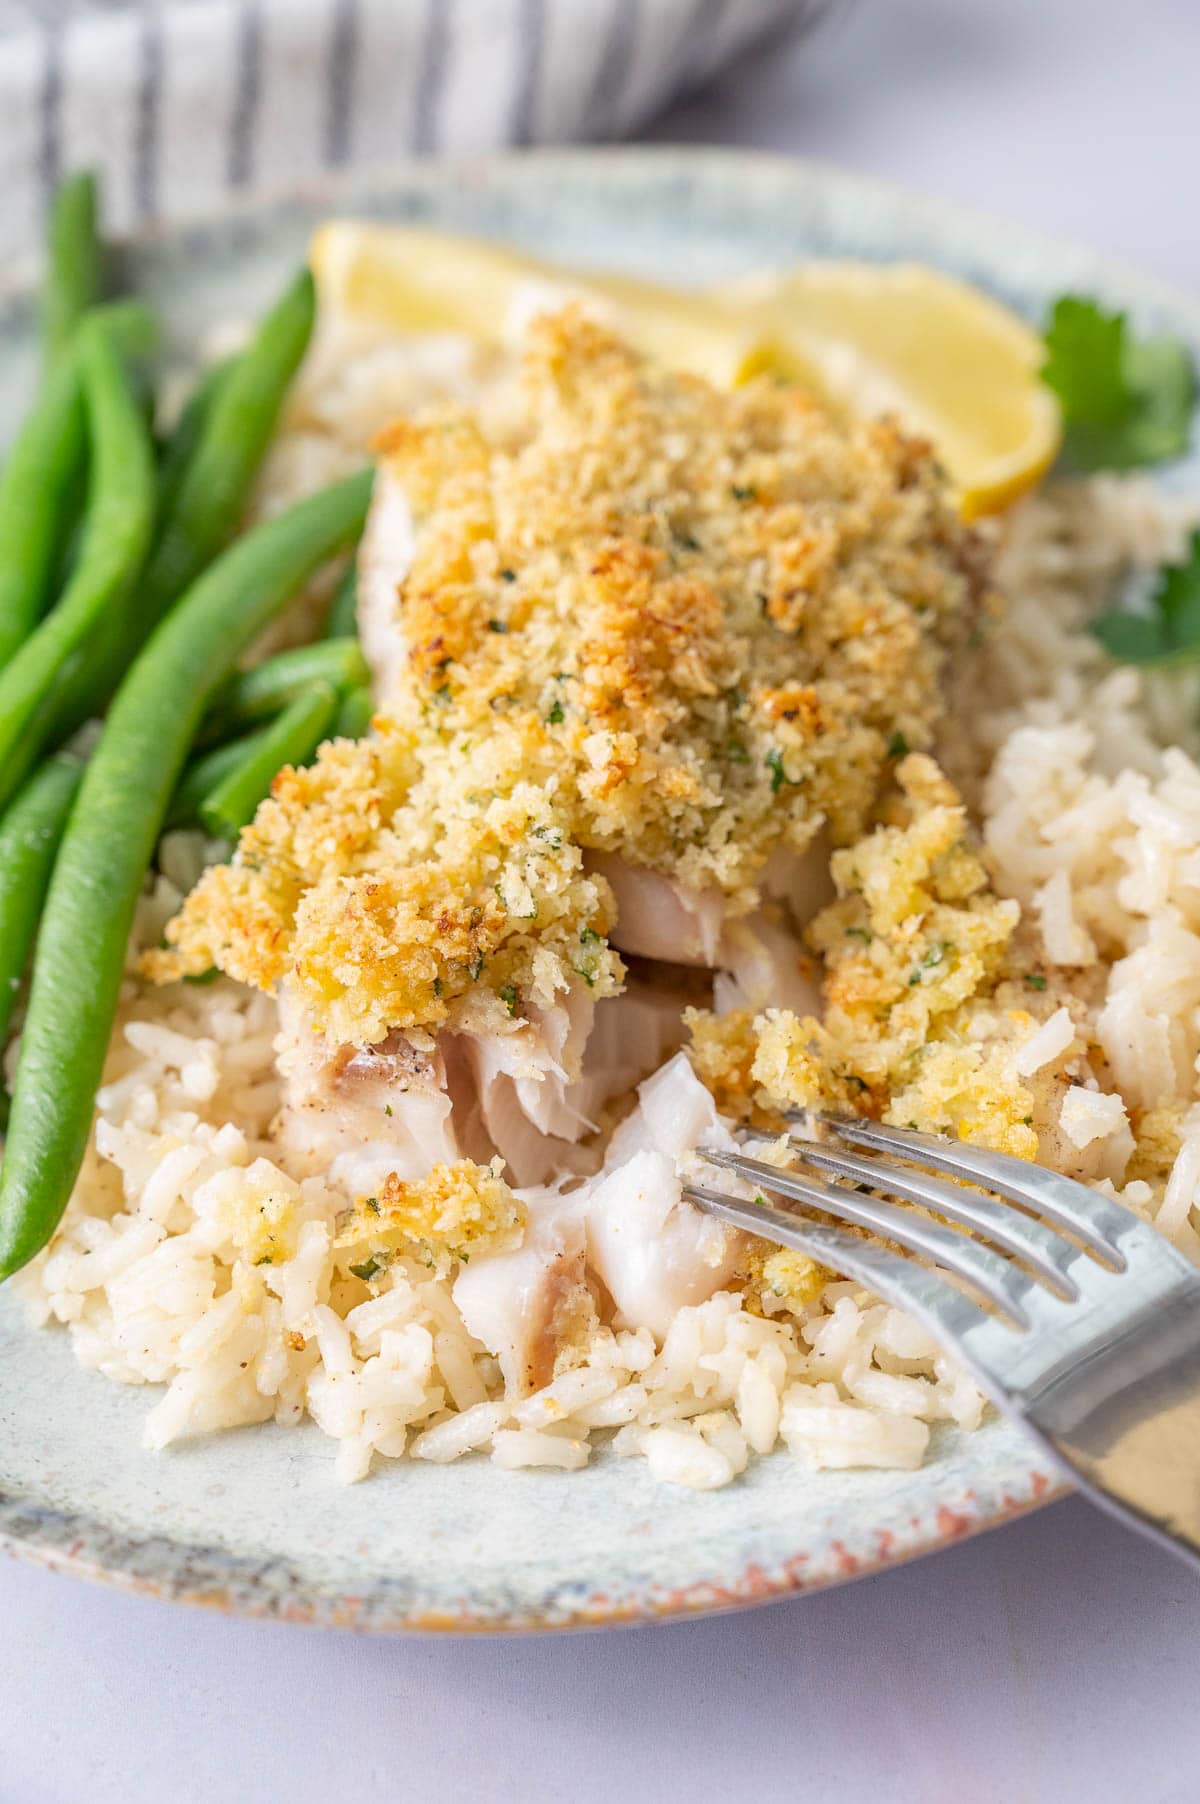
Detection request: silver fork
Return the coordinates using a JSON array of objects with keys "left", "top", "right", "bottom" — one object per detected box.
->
[{"left": 685, "top": 1116, "right": 1200, "bottom": 1573}]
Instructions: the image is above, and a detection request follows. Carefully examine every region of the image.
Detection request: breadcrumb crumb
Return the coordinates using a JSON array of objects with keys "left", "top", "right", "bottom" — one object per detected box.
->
[
  {"left": 687, "top": 756, "right": 1039, "bottom": 1158},
  {"left": 336, "top": 1157, "right": 526, "bottom": 1279}
]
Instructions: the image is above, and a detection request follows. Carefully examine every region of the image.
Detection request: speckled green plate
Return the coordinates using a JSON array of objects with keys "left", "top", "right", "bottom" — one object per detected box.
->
[{"left": 4, "top": 148, "right": 1197, "bottom": 1632}]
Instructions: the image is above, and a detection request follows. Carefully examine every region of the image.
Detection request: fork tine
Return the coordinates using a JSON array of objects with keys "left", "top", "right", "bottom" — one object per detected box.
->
[
  {"left": 783, "top": 1136, "right": 1082, "bottom": 1300},
  {"left": 683, "top": 1183, "right": 991, "bottom": 1341},
  {"left": 815, "top": 1116, "right": 1129, "bottom": 1269},
  {"left": 700, "top": 1147, "right": 1034, "bottom": 1327}
]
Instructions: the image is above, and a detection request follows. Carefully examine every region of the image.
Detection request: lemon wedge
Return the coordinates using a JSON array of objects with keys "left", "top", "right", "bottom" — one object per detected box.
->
[
  {"left": 311, "top": 224, "right": 1060, "bottom": 519},
  {"left": 713, "top": 262, "right": 1061, "bottom": 518},
  {"left": 309, "top": 221, "right": 768, "bottom": 390}
]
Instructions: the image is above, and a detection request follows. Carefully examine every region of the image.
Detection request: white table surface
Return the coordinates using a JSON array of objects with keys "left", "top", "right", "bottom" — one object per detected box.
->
[{"left": 6, "top": 4, "right": 1200, "bottom": 1801}]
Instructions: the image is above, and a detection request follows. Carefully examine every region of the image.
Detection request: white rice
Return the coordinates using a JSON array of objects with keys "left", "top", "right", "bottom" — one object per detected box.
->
[
  {"left": 13, "top": 953, "right": 987, "bottom": 1487},
  {"left": 13, "top": 336, "right": 1200, "bottom": 1490}
]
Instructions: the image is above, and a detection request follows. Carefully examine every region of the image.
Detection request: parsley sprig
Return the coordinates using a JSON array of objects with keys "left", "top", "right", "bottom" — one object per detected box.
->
[
  {"left": 1092, "top": 529, "right": 1200, "bottom": 667},
  {"left": 1041, "top": 296, "right": 1195, "bottom": 472}
]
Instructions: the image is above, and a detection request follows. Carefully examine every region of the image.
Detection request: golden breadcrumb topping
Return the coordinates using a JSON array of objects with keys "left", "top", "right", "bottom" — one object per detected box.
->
[
  {"left": 150, "top": 312, "right": 983, "bottom": 1045},
  {"left": 147, "top": 719, "right": 623, "bottom": 1048},
  {"left": 336, "top": 1157, "right": 526, "bottom": 1279},
  {"left": 219, "top": 1161, "right": 302, "bottom": 1268},
  {"left": 687, "top": 754, "right": 1039, "bottom": 1158},
  {"left": 376, "top": 308, "right": 981, "bottom": 896},
  {"left": 738, "top": 1241, "right": 829, "bottom": 1318},
  {"left": 1125, "top": 1106, "right": 1185, "bottom": 1190}
]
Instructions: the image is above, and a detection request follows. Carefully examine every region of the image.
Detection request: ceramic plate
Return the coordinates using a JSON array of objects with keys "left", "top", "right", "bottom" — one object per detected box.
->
[{"left": 3, "top": 148, "right": 1197, "bottom": 1632}]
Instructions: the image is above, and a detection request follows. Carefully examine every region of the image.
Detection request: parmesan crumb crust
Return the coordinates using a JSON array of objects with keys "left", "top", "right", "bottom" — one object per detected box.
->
[
  {"left": 687, "top": 754, "right": 1041, "bottom": 1159},
  {"left": 336, "top": 1157, "right": 526, "bottom": 1280},
  {"left": 148, "top": 311, "right": 982, "bottom": 1046}
]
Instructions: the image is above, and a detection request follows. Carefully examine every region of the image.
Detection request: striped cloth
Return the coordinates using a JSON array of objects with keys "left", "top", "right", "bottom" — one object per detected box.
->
[{"left": 0, "top": 0, "right": 827, "bottom": 262}]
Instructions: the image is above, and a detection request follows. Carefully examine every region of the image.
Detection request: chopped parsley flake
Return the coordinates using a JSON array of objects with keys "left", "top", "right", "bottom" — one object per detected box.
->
[
  {"left": 1024, "top": 973, "right": 1048, "bottom": 991},
  {"left": 766, "top": 747, "right": 792, "bottom": 793},
  {"left": 349, "top": 1257, "right": 382, "bottom": 1282},
  {"left": 487, "top": 618, "right": 509, "bottom": 633},
  {"left": 498, "top": 984, "right": 518, "bottom": 1016},
  {"left": 547, "top": 698, "right": 565, "bottom": 725},
  {"left": 886, "top": 729, "right": 909, "bottom": 759},
  {"left": 908, "top": 942, "right": 948, "bottom": 985}
]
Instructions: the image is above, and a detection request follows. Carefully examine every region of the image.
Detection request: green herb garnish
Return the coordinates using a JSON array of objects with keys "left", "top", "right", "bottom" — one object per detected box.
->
[
  {"left": 350, "top": 1257, "right": 382, "bottom": 1282},
  {"left": 908, "top": 942, "right": 947, "bottom": 985},
  {"left": 1041, "top": 295, "right": 1196, "bottom": 471},
  {"left": 547, "top": 698, "right": 565, "bottom": 726},
  {"left": 498, "top": 984, "right": 518, "bottom": 1016},
  {"left": 766, "top": 747, "right": 790, "bottom": 793},
  {"left": 1092, "top": 529, "right": 1200, "bottom": 666}
]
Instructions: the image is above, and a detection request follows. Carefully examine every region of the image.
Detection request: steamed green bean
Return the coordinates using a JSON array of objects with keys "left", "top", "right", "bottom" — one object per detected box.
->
[
  {"left": 198, "top": 680, "right": 339, "bottom": 838},
  {"left": 0, "top": 755, "right": 83, "bottom": 1050},
  {"left": 41, "top": 270, "right": 317, "bottom": 743},
  {"left": 0, "top": 320, "right": 156, "bottom": 785},
  {"left": 42, "top": 171, "right": 103, "bottom": 365},
  {"left": 203, "top": 637, "right": 367, "bottom": 740},
  {"left": 0, "top": 468, "right": 372, "bottom": 1279}
]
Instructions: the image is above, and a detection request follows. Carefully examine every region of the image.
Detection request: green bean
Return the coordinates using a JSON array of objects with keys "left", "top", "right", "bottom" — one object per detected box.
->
[
  {"left": 41, "top": 270, "right": 316, "bottom": 743},
  {"left": 155, "top": 356, "right": 234, "bottom": 520},
  {"left": 325, "top": 556, "right": 358, "bottom": 639},
  {"left": 0, "top": 299, "right": 158, "bottom": 731},
  {"left": 332, "top": 682, "right": 374, "bottom": 741},
  {"left": 203, "top": 638, "right": 367, "bottom": 741},
  {"left": 0, "top": 321, "right": 156, "bottom": 786},
  {"left": 90, "top": 297, "right": 159, "bottom": 374},
  {"left": 199, "top": 680, "right": 339, "bottom": 839},
  {"left": 0, "top": 755, "right": 83, "bottom": 1050},
  {"left": 0, "top": 356, "right": 86, "bottom": 669},
  {"left": 167, "top": 728, "right": 271, "bottom": 831},
  {"left": 42, "top": 171, "right": 103, "bottom": 366},
  {"left": 0, "top": 467, "right": 372, "bottom": 1279},
  {"left": 139, "top": 268, "right": 316, "bottom": 628}
]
